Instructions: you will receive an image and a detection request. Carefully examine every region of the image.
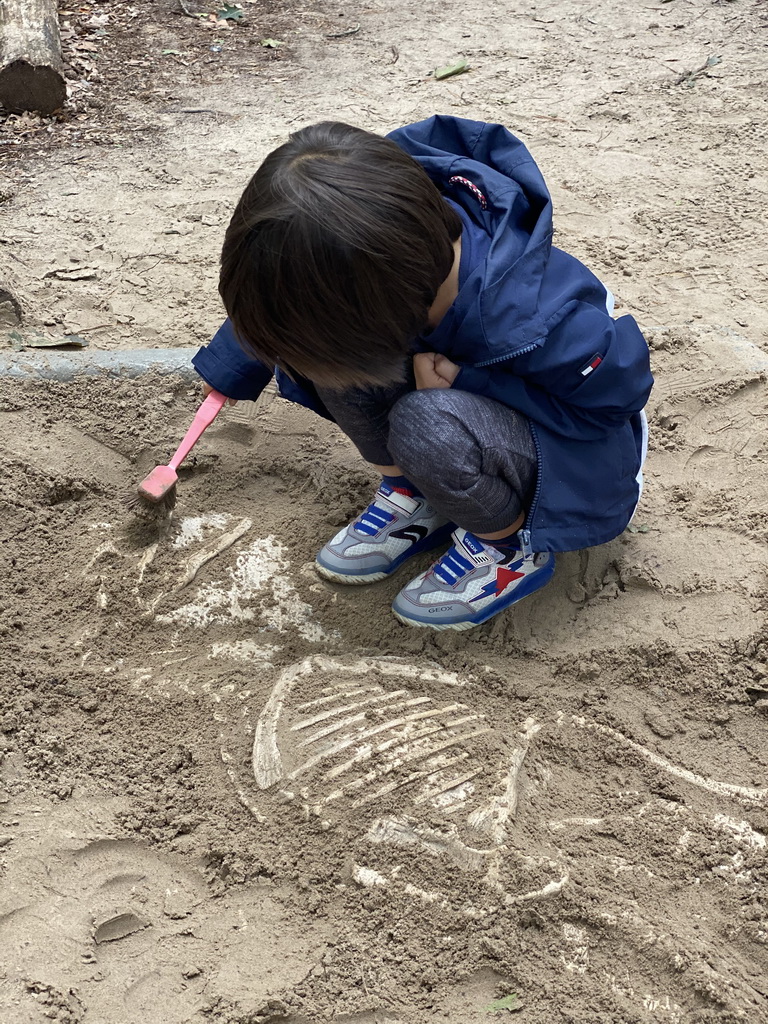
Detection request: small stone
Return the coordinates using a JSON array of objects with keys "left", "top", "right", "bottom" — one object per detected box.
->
[
  {"left": 0, "top": 287, "right": 22, "bottom": 326},
  {"left": 754, "top": 699, "right": 768, "bottom": 717},
  {"left": 79, "top": 696, "right": 100, "bottom": 713},
  {"left": 644, "top": 708, "right": 674, "bottom": 739},
  {"left": 182, "top": 965, "right": 202, "bottom": 979},
  {"left": 0, "top": 300, "right": 20, "bottom": 327}
]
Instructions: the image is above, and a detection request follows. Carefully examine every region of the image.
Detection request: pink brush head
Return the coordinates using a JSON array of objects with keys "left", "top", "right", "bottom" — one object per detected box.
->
[
  {"left": 136, "top": 464, "right": 179, "bottom": 503},
  {"left": 126, "top": 389, "right": 226, "bottom": 516}
]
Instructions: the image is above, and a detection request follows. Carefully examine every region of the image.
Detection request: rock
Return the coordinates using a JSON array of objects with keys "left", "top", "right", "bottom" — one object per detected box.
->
[
  {"left": 0, "top": 286, "right": 22, "bottom": 326},
  {"left": 0, "top": 300, "right": 20, "bottom": 326},
  {"left": 644, "top": 708, "right": 675, "bottom": 739}
]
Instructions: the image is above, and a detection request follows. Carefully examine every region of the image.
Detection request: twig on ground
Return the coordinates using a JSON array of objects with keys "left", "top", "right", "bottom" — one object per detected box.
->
[
  {"left": 326, "top": 23, "right": 360, "bottom": 37},
  {"left": 676, "top": 54, "right": 722, "bottom": 87},
  {"left": 177, "top": 0, "right": 204, "bottom": 18}
]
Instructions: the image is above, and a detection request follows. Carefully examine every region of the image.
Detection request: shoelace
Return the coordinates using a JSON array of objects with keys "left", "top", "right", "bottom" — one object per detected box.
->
[
  {"left": 354, "top": 498, "right": 396, "bottom": 537},
  {"left": 431, "top": 544, "right": 478, "bottom": 585}
]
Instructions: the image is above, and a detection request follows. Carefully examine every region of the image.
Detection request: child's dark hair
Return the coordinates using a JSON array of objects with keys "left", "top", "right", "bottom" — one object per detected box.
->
[{"left": 219, "top": 121, "right": 462, "bottom": 388}]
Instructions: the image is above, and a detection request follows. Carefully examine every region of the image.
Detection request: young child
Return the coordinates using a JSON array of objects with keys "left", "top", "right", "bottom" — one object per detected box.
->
[{"left": 193, "top": 116, "right": 652, "bottom": 631}]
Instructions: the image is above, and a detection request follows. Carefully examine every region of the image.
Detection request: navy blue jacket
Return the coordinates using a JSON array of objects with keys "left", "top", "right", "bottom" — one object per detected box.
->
[{"left": 192, "top": 116, "right": 653, "bottom": 553}]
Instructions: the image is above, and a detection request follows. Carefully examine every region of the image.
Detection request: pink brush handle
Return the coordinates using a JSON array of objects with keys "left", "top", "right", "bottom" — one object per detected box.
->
[{"left": 168, "top": 390, "right": 228, "bottom": 471}]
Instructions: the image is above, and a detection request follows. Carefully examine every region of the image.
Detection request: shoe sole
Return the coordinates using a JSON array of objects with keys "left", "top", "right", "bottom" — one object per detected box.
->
[
  {"left": 315, "top": 522, "right": 454, "bottom": 587},
  {"left": 392, "top": 557, "right": 555, "bottom": 630},
  {"left": 314, "top": 563, "right": 391, "bottom": 585}
]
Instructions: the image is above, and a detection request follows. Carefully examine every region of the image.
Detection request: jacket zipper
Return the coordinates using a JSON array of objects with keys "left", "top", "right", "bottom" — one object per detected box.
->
[
  {"left": 522, "top": 421, "right": 543, "bottom": 541},
  {"left": 474, "top": 339, "right": 542, "bottom": 368}
]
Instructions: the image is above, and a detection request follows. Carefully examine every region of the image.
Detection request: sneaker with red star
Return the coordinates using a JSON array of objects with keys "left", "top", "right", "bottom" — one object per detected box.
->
[{"left": 391, "top": 527, "right": 554, "bottom": 630}]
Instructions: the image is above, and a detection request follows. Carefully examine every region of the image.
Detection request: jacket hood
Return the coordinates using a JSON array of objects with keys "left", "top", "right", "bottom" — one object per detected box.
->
[{"left": 388, "top": 116, "right": 554, "bottom": 364}]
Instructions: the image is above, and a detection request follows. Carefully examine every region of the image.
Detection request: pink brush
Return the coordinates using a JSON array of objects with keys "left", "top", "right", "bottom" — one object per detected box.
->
[{"left": 128, "top": 390, "right": 227, "bottom": 511}]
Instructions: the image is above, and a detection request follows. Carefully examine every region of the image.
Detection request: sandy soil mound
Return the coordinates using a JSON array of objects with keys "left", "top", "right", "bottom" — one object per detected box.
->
[{"left": 1, "top": 348, "right": 767, "bottom": 1022}]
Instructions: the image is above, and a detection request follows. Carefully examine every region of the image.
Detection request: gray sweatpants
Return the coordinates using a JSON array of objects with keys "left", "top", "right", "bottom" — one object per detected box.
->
[{"left": 315, "top": 378, "right": 537, "bottom": 536}]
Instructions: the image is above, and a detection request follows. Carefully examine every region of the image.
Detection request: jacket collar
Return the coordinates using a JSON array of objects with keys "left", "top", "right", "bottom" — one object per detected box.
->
[{"left": 389, "top": 115, "right": 553, "bottom": 364}]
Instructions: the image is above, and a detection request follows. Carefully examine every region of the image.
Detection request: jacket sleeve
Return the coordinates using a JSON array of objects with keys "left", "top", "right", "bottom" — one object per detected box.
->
[
  {"left": 191, "top": 318, "right": 274, "bottom": 401},
  {"left": 453, "top": 305, "right": 653, "bottom": 441}
]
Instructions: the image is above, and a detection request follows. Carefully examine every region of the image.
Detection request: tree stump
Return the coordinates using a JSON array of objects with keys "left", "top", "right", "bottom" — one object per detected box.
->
[{"left": 0, "top": 0, "right": 66, "bottom": 115}]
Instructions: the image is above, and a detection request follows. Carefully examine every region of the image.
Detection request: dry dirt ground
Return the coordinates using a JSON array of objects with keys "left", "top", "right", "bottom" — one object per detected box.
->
[{"left": 2, "top": 0, "right": 768, "bottom": 1021}]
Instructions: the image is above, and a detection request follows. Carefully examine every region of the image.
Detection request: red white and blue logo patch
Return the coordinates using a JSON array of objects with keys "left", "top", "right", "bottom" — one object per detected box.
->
[{"left": 580, "top": 354, "right": 603, "bottom": 377}]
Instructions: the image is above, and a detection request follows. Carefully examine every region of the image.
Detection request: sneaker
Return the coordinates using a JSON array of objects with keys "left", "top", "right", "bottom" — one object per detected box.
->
[
  {"left": 392, "top": 527, "right": 554, "bottom": 630},
  {"left": 315, "top": 483, "right": 453, "bottom": 585}
]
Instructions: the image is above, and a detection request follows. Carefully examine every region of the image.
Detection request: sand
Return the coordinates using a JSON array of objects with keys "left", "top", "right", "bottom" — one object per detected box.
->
[{"left": 1, "top": 0, "right": 767, "bottom": 1021}]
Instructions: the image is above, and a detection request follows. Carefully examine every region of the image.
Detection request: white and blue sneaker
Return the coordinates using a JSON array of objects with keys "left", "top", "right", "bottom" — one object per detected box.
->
[
  {"left": 392, "top": 527, "right": 554, "bottom": 630},
  {"left": 315, "top": 483, "right": 453, "bottom": 585}
]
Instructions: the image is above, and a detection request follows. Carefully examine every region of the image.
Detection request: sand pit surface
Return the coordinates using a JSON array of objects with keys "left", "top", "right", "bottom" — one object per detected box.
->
[{"left": 2, "top": 0, "right": 768, "bottom": 1020}]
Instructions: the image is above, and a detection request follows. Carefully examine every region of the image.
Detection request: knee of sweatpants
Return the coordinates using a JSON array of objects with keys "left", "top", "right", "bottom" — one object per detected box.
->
[{"left": 388, "top": 389, "right": 469, "bottom": 478}]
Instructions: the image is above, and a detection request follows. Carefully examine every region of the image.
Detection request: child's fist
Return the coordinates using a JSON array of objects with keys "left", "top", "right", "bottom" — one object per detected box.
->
[
  {"left": 201, "top": 381, "right": 238, "bottom": 406},
  {"left": 413, "top": 352, "right": 460, "bottom": 390}
]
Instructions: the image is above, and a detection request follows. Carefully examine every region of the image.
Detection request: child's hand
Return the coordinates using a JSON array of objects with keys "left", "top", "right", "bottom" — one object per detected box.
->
[
  {"left": 201, "top": 381, "right": 238, "bottom": 406},
  {"left": 413, "top": 352, "right": 460, "bottom": 390}
]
